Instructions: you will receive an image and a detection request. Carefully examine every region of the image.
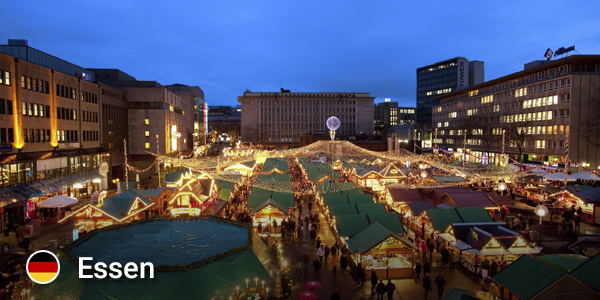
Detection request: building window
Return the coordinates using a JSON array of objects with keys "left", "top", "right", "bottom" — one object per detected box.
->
[
  {"left": 144, "top": 119, "right": 150, "bottom": 125},
  {"left": 145, "top": 143, "right": 150, "bottom": 149},
  {"left": 145, "top": 131, "right": 150, "bottom": 137},
  {"left": 4, "top": 71, "right": 10, "bottom": 86}
]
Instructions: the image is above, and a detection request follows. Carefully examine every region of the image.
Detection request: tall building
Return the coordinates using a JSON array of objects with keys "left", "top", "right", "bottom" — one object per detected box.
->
[
  {"left": 417, "top": 57, "right": 484, "bottom": 132},
  {"left": 90, "top": 69, "right": 198, "bottom": 159},
  {"left": 0, "top": 40, "right": 109, "bottom": 227},
  {"left": 239, "top": 90, "right": 374, "bottom": 144},
  {"left": 165, "top": 84, "right": 206, "bottom": 153},
  {"left": 432, "top": 55, "right": 600, "bottom": 168},
  {"left": 374, "top": 100, "right": 415, "bottom": 137}
]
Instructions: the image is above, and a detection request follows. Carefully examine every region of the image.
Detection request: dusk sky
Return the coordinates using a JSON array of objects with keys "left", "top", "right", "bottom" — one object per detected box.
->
[{"left": 3, "top": 1, "right": 600, "bottom": 107}]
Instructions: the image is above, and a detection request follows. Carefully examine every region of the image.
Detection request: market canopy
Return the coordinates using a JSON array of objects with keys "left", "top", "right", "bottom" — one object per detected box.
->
[
  {"left": 455, "top": 207, "right": 493, "bottom": 223},
  {"left": 569, "top": 171, "right": 600, "bottom": 181},
  {"left": 322, "top": 193, "right": 349, "bottom": 206},
  {"left": 347, "top": 193, "right": 374, "bottom": 204},
  {"left": 440, "top": 191, "right": 498, "bottom": 208},
  {"left": 425, "top": 208, "right": 462, "bottom": 231},
  {"left": 493, "top": 255, "right": 564, "bottom": 300},
  {"left": 366, "top": 213, "right": 405, "bottom": 235},
  {"left": 101, "top": 190, "right": 154, "bottom": 220},
  {"left": 387, "top": 188, "right": 424, "bottom": 203},
  {"left": 538, "top": 254, "right": 588, "bottom": 273},
  {"left": 164, "top": 170, "right": 192, "bottom": 185},
  {"left": 570, "top": 253, "right": 600, "bottom": 292},
  {"left": 356, "top": 202, "right": 387, "bottom": 214},
  {"left": 346, "top": 222, "right": 412, "bottom": 254},
  {"left": 253, "top": 199, "right": 290, "bottom": 216},
  {"left": 247, "top": 188, "right": 273, "bottom": 210},
  {"left": 335, "top": 214, "right": 370, "bottom": 237},
  {"left": 328, "top": 203, "right": 359, "bottom": 216},
  {"left": 38, "top": 195, "right": 78, "bottom": 207},
  {"left": 216, "top": 180, "right": 235, "bottom": 200},
  {"left": 406, "top": 201, "right": 436, "bottom": 216},
  {"left": 262, "top": 158, "right": 289, "bottom": 173},
  {"left": 544, "top": 172, "right": 575, "bottom": 181}
]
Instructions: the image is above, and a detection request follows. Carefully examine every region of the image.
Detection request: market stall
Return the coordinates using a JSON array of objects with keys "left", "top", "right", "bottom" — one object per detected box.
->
[
  {"left": 346, "top": 222, "right": 417, "bottom": 279},
  {"left": 60, "top": 190, "right": 154, "bottom": 232},
  {"left": 251, "top": 198, "right": 290, "bottom": 237}
]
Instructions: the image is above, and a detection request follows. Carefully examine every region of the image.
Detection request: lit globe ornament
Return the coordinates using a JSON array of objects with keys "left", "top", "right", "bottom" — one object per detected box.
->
[
  {"left": 326, "top": 116, "right": 340, "bottom": 140},
  {"left": 326, "top": 116, "right": 341, "bottom": 131},
  {"left": 420, "top": 171, "right": 428, "bottom": 178},
  {"left": 498, "top": 182, "right": 507, "bottom": 191},
  {"left": 535, "top": 204, "right": 548, "bottom": 218}
]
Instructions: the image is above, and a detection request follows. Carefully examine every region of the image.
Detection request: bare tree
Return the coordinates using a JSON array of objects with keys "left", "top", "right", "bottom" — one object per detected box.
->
[
  {"left": 503, "top": 120, "right": 533, "bottom": 163},
  {"left": 455, "top": 106, "right": 501, "bottom": 163}
]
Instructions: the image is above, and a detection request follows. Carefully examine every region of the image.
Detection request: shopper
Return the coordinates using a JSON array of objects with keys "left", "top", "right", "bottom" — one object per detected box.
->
[
  {"left": 435, "top": 271, "right": 446, "bottom": 298},
  {"left": 386, "top": 279, "right": 396, "bottom": 300}
]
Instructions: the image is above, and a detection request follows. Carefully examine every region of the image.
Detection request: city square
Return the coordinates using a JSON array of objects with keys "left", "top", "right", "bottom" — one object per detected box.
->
[{"left": 2, "top": 1, "right": 600, "bottom": 300}]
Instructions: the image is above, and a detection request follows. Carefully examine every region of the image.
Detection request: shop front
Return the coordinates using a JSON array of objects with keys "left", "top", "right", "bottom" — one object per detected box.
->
[
  {"left": 251, "top": 199, "right": 290, "bottom": 237},
  {"left": 346, "top": 222, "right": 417, "bottom": 280}
]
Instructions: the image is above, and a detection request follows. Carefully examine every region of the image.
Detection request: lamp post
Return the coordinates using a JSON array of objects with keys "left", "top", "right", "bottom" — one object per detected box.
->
[{"left": 535, "top": 204, "right": 548, "bottom": 245}]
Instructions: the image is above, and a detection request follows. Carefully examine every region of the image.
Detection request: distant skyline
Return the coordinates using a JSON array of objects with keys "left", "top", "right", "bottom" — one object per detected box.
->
[{"left": 3, "top": 1, "right": 600, "bottom": 107}]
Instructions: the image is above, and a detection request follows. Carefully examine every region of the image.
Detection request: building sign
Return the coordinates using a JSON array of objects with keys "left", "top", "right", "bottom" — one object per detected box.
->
[
  {"left": 544, "top": 48, "right": 553, "bottom": 60},
  {"left": 0, "top": 144, "right": 12, "bottom": 152},
  {"left": 555, "top": 45, "right": 575, "bottom": 57},
  {"left": 58, "top": 143, "right": 79, "bottom": 149},
  {"left": 457, "top": 58, "right": 469, "bottom": 89}
]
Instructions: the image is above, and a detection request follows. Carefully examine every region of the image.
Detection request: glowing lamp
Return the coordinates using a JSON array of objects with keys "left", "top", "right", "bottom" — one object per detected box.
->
[
  {"left": 73, "top": 183, "right": 84, "bottom": 189},
  {"left": 92, "top": 178, "right": 102, "bottom": 184},
  {"left": 420, "top": 171, "right": 427, "bottom": 178},
  {"left": 535, "top": 205, "right": 548, "bottom": 218},
  {"left": 326, "top": 116, "right": 340, "bottom": 141},
  {"left": 282, "top": 260, "right": 288, "bottom": 268},
  {"left": 498, "top": 182, "right": 507, "bottom": 191}
]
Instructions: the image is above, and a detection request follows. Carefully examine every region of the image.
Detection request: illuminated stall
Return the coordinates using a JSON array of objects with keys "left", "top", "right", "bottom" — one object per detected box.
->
[
  {"left": 223, "top": 161, "right": 255, "bottom": 176},
  {"left": 167, "top": 174, "right": 216, "bottom": 217},
  {"left": 60, "top": 190, "right": 154, "bottom": 232},
  {"left": 438, "top": 222, "right": 541, "bottom": 275},
  {"left": 347, "top": 222, "right": 417, "bottom": 279},
  {"left": 549, "top": 186, "right": 600, "bottom": 224},
  {"left": 251, "top": 199, "right": 290, "bottom": 236},
  {"left": 164, "top": 169, "right": 195, "bottom": 187}
]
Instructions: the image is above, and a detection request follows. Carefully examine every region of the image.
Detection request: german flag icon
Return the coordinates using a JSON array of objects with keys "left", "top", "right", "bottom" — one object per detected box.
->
[{"left": 26, "top": 250, "right": 60, "bottom": 284}]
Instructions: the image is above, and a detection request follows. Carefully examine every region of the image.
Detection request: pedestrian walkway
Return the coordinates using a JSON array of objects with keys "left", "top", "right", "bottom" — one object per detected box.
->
[{"left": 283, "top": 200, "right": 479, "bottom": 300}]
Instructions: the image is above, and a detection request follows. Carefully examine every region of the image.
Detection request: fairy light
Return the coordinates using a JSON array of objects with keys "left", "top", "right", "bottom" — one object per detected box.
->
[
  {"left": 124, "top": 138, "right": 129, "bottom": 190},
  {"left": 564, "top": 127, "right": 570, "bottom": 186}
]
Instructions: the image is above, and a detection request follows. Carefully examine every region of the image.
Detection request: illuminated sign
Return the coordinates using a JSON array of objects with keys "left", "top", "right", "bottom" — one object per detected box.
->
[{"left": 555, "top": 45, "right": 575, "bottom": 57}]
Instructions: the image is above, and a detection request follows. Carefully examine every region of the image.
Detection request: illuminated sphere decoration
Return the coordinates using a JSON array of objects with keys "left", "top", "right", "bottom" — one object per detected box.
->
[
  {"left": 420, "top": 171, "right": 428, "bottom": 178},
  {"left": 498, "top": 182, "right": 507, "bottom": 191},
  {"left": 326, "top": 116, "right": 341, "bottom": 131},
  {"left": 535, "top": 204, "right": 548, "bottom": 217}
]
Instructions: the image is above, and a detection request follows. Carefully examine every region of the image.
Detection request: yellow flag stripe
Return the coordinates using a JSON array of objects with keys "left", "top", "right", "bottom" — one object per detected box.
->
[{"left": 29, "top": 272, "right": 58, "bottom": 283}]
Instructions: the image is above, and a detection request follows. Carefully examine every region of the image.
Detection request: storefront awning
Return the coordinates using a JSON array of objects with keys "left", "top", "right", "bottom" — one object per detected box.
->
[
  {"left": 0, "top": 183, "right": 44, "bottom": 202},
  {"left": 31, "top": 171, "right": 105, "bottom": 194}
]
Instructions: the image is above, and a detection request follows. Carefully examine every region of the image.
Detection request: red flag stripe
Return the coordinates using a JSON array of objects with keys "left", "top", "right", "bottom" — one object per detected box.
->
[{"left": 28, "top": 262, "right": 59, "bottom": 273}]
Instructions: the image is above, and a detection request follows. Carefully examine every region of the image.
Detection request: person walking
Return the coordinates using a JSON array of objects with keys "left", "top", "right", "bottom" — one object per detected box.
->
[
  {"left": 332, "top": 255, "right": 339, "bottom": 277},
  {"left": 386, "top": 279, "right": 396, "bottom": 300},
  {"left": 302, "top": 253, "right": 310, "bottom": 275},
  {"left": 423, "top": 260, "right": 431, "bottom": 277},
  {"left": 449, "top": 249, "right": 458, "bottom": 270},
  {"left": 317, "top": 245, "right": 325, "bottom": 264},
  {"left": 371, "top": 269, "right": 379, "bottom": 295},
  {"left": 356, "top": 262, "right": 364, "bottom": 286},
  {"left": 435, "top": 271, "right": 446, "bottom": 298},
  {"left": 313, "top": 258, "right": 321, "bottom": 276},
  {"left": 324, "top": 245, "right": 330, "bottom": 264},
  {"left": 376, "top": 279, "right": 386, "bottom": 300},
  {"left": 441, "top": 245, "right": 450, "bottom": 267},
  {"left": 420, "top": 241, "right": 428, "bottom": 262},
  {"left": 331, "top": 244, "right": 337, "bottom": 256},
  {"left": 423, "top": 273, "right": 432, "bottom": 299},
  {"left": 316, "top": 236, "right": 322, "bottom": 249},
  {"left": 414, "top": 261, "right": 422, "bottom": 283},
  {"left": 340, "top": 251, "right": 348, "bottom": 271}
]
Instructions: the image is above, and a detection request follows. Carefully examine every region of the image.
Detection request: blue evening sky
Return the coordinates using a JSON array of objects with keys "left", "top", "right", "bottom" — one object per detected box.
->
[{"left": 2, "top": 1, "right": 599, "bottom": 107}]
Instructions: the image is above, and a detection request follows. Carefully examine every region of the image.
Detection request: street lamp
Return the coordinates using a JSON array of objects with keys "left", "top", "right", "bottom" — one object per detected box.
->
[{"left": 535, "top": 204, "right": 548, "bottom": 244}]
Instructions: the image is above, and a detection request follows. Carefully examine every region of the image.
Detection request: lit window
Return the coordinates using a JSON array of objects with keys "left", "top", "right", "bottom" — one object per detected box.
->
[
  {"left": 145, "top": 143, "right": 150, "bottom": 149},
  {"left": 145, "top": 131, "right": 150, "bottom": 137},
  {"left": 144, "top": 119, "right": 150, "bottom": 125}
]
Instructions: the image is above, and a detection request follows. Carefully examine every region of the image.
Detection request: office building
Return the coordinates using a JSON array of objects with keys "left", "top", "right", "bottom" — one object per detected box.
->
[
  {"left": 432, "top": 55, "right": 600, "bottom": 168},
  {"left": 238, "top": 90, "right": 374, "bottom": 144},
  {"left": 165, "top": 84, "right": 206, "bottom": 153},
  {"left": 374, "top": 100, "right": 415, "bottom": 137},
  {"left": 90, "top": 69, "right": 198, "bottom": 159},
  {"left": 0, "top": 41, "right": 108, "bottom": 227},
  {"left": 417, "top": 57, "right": 484, "bottom": 133}
]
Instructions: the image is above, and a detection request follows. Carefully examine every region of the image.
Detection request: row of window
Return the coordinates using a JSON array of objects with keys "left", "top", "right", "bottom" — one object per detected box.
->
[
  {"left": 56, "top": 84, "right": 77, "bottom": 100},
  {"left": 56, "top": 107, "right": 77, "bottom": 120},
  {"left": 81, "top": 110, "right": 98, "bottom": 122},
  {"left": 23, "top": 129, "right": 53, "bottom": 143},
  {"left": 0, "top": 128, "right": 15, "bottom": 144},
  {"left": 81, "top": 90, "right": 98, "bottom": 104},
  {"left": 82, "top": 131, "right": 98, "bottom": 142},
  {"left": 0, "top": 99, "right": 14, "bottom": 115},
  {"left": 21, "top": 76, "right": 50, "bottom": 94},
  {"left": 22, "top": 102, "right": 50, "bottom": 118},
  {"left": 500, "top": 111, "right": 554, "bottom": 123},
  {"left": 56, "top": 130, "right": 78, "bottom": 143},
  {"left": 0, "top": 70, "right": 11, "bottom": 86}
]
